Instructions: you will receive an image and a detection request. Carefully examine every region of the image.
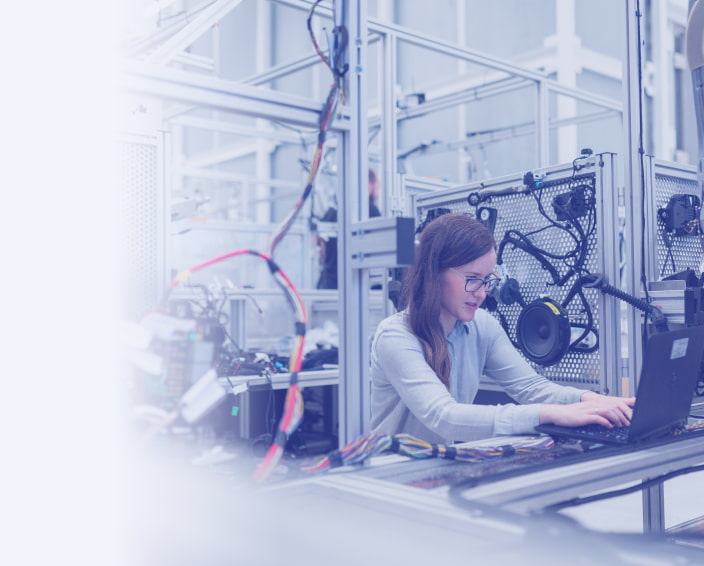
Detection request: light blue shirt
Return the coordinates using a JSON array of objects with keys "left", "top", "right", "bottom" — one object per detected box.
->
[{"left": 369, "top": 309, "right": 585, "bottom": 444}]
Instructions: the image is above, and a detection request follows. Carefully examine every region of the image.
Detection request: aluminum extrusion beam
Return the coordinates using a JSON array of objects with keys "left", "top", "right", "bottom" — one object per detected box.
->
[
  {"left": 395, "top": 110, "right": 617, "bottom": 162},
  {"left": 276, "top": 0, "right": 622, "bottom": 113},
  {"left": 173, "top": 52, "right": 217, "bottom": 71},
  {"left": 121, "top": 60, "right": 350, "bottom": 131},
  {"left": 456, "top": 435, "right": 704, "bottom": 520},
  {"left": 169, "top": 116, "right": 306, "bottom": 144},
  {"left": 242, "top": 35, "right": 381, "bottom": 86},
  {"left": 687, "top": 0, "right": 704, "bottom": 197},
  {"left": 369, "top": 71, "right": 620, "bottom": 134},
  {"left": 175, "top": 167, "right": 301, "bottom": 189},
  {"left": 390, "top": 76, "right": 533, "bottom": 123},
  {"left": 242, "top": 51, "right": 325, "bottom": 86},
  {"left": 381, "top": 31, "right": 399, "bottom": 216},
  {"left": 222, "top": 368, "right": 339, "bottom": 392},
  {"left": 337, "top": 0, "right": 371, "bottom": 447},
  {"left": 275, "top": 0, "right": 548, "bottom": 81},
  {"left": 623, "top": 0, "right": 647, "bottom": 391},
  {"left": 547, "top": 81, "right": 623, "bottom": 113},
  {"left": 412, "top": 159, "right": 579, "bottom": 209},
  {"left": 146, "top": 0, "right": 245, "bottom": 65},
  {"left": 348, "top": 216, "right": 415, "bottom": 269},
  {"left": 388, "top": 74, "right": 621, "bottom": 125}
]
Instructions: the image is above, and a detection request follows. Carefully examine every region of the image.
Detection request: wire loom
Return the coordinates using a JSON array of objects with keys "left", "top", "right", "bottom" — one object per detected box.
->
[
  {"left": 298, "top": 433, "right": 556, "bottom": 474},
  {"left": 158, "top": 0, "right": 348, "bottom": 484}
]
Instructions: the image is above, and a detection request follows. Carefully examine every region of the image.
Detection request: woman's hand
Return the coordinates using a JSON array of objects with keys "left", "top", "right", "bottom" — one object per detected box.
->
[{"left": 539, "top": 393, "right": 635, "bottom": 428}]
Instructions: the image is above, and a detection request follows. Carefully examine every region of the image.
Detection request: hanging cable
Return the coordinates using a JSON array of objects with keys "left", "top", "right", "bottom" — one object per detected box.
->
[
  {"left": 160, "top": 1, "right": 349, "bottom": 482},
  {"left": 166, "top": 248, "right": 308, "bottom": 482},
  {"left": 265, "top": 85, "right": 340, "bottom": 257}
]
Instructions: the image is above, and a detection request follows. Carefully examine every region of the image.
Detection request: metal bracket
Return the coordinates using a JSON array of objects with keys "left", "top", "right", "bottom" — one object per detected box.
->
[{"left": 349, "top": 216, "right": 415, "bottom": 269}]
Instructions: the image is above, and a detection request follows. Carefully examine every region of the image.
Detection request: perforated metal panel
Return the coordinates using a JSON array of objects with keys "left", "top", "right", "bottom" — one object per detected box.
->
[
  {"left": 643, "top": 160, "right": 703, "bottom": 279},
  {"left": 119, "top": 136, "right": 166, "bottom": 321},
  {"left": 413, "top": 153, "right": 622, "bottom": 393},
  {"left": 640, "top": 159, "right": 704, "bottom": 399}
]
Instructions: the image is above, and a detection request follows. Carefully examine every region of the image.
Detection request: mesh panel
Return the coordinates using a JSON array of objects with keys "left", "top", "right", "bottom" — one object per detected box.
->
[
  {"left": 416, "top": 172, "right": 606, "bottom": 389},
  {"left": 646, "top": 162, "right": 704, "bottom": 398},
  {"left": 651, "top": 172, "right": 702, "bottom": 278},
  {"left": 119, "top": 140, "right": 160, "bottom": 320}
]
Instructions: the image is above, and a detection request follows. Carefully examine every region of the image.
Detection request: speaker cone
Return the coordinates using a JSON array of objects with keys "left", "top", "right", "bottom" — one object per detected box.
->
[{"left": 516, "top": 298, "right": 571, "bottom": 366}]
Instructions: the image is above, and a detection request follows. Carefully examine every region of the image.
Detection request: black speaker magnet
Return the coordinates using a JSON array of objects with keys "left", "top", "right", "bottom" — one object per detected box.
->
[{"left": 516, "top": 298, "right": 571, "bottom": 366}]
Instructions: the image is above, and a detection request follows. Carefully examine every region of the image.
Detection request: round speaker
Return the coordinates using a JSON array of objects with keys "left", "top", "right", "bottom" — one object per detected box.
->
[{"left": 516, "top": 298, "right": 571, "bottom": 366}]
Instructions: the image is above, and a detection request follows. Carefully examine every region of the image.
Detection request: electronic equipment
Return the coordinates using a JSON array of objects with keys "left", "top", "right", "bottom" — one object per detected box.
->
[
  {"left": 516, "top": 298, "right": 571, "bottom": 366},
  {"left": 658, "top": 193, "right": 701, "bottom": 237},
  {"left": 536, "top": 325, "right": 704, "bottom": 445},
  {"left": 476, "top": 206, "right": 498, "bottom": 234},
  {"left": 416, "top": 207, "right": 452, "bottom": 234},
  {"left": 552, "top": 185, "right": 589, "bottom": 221},
  {"left": 644, "top": 278, "right": 704, "bottom": 326}
]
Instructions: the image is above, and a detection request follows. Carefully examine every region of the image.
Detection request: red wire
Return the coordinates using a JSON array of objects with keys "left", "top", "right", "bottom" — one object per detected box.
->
[{"left": 170, "top": 249, "right": 254, "bottom": 287}]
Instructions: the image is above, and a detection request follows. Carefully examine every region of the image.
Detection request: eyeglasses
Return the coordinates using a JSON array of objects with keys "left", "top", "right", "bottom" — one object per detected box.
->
[{"left": 449, "top": 267, "right": 501, "bottom": 293}]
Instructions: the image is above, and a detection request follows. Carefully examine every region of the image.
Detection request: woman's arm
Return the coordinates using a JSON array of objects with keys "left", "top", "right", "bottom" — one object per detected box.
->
[
  {"left": 372, "top": 318, "right": 543, "bottom": 439},
  {"left": 481, "top": 314, "right": 635, "bottom": 427}
]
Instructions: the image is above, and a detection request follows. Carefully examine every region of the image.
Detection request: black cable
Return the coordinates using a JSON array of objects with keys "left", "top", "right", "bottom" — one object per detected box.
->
[
  {"left": 659, "top": 229, "right": 677, "bottom": 277},
  {"left": 563, "top": 287, "right": 599, "bottom": 353},
  {"left": 496, "top": 308, "right": 522, "bottom": 349},
  {"left": 541, "top": 463, "right": 704, "bottom": 513},
  {"left": 497, "top": 233, "right": 562, "bottom": 283},
  {"left": 583, "top": 273, "right": 669, "bottom": 331},
  {"left": 495, "top": 177, "right": 597, "bottom": 289},
  {"left": 307, "top": 0, "right": 333, "bottom": 75},
  {"left": 635, "top": 0, "right": 652, "bottom": 349}
]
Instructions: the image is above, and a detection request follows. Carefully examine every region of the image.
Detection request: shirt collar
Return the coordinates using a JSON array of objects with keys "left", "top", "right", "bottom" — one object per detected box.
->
[{"left": 447, "top": 319, "right": 470, "bottom": 339}]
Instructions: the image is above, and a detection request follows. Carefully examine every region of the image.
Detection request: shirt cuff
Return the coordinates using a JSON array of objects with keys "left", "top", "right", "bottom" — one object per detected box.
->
[{"left": 494, "top": 403, "right": 543, "bottom": 436}]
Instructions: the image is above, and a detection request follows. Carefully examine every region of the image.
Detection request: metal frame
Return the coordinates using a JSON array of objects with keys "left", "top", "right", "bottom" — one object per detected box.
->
[
  {"left": 267, "top": 0, "right": 622, "bottom": 176},
  {"left": 626, "top": 157, "right": 702, "bottom": 390},
  {"left": 119, "top": 0, "right": 674, "bottom": 444},
  {"left": 689, "top": 0, "right": 704, "bottom": 191},
  {"left": 337, "top": 0, "right": 370, "bottom": 446},
  {"left": 120, "top": 59, "right": 346, "bottom": 131},
  {"left": 266, "top": 432, "right": 704, "bottom": 540}
]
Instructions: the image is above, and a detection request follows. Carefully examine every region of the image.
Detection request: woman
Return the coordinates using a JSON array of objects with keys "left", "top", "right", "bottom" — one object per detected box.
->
[{"left": 370, "top": 213, "right": 634, "bottom": 444}]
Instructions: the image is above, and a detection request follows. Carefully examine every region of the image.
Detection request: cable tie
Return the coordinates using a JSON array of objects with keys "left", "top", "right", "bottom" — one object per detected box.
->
[
  {"left": 389, "top": 436, "right": 400, "bottom": 453},
  {"left": 430, "top": 444, "right": 439, "bottom": 457},
  {"left": 266, "top": 258, "right": 280, "bottom": 274},
  {"left": 328, "top": 449, "right": 344, "bottom": 469},
  {"left": 273, "top": 430, "right": 288, "bottom": 447},
  {"left": 295, "top": 322, "right": 306, "bottom": 336},
  {"left": 499, "top": 445, "right": 516, "bottom": 456},
  {"left": 444, "top": 446, "right": 457, "bottom": 460}
]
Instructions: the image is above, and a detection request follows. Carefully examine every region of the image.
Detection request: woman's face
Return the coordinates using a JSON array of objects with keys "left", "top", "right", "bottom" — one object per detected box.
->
[{"left": 438, "top": 249, "right": 497, "bottom": 335}]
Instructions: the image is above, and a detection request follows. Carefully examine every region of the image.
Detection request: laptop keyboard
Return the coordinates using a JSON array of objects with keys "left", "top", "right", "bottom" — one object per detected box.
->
[{"left": 571, "top": 423, "right": 632, "bottom": 443}]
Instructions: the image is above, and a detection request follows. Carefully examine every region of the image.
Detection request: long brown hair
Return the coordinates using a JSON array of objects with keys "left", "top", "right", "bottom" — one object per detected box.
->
[{"left": 399, "top": 213, "right": 496, "bottom": 387}]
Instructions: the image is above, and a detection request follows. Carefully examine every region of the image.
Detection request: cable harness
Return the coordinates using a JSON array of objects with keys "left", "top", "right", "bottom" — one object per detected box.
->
[{"left": 298, "top": 433, "right": 556, "bottom": 474}]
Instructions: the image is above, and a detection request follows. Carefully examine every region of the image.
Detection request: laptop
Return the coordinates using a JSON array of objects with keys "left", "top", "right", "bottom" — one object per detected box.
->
[{"left": 535, "top": 325, "right": 704, "bottom": 446}]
